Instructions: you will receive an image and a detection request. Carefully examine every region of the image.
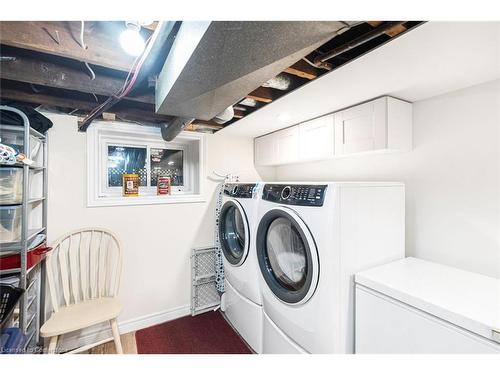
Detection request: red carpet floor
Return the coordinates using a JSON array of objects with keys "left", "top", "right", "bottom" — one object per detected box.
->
[{"left": 135, "top": 311, "right": 253, "bottom": 354}]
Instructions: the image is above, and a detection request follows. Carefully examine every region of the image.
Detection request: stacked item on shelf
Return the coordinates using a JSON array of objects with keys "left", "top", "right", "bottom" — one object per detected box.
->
[{"left": 0, "top": 104, "right": 50, "bottom": 354}]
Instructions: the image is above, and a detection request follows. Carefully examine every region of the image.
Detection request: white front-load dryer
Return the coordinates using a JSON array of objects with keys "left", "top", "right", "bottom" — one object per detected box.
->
[
  {"left": 255, "top": 182, "right": 406, "bottom": 354},
  {"left": 219, "top": 182, "right": 263, "bottom": 353}
]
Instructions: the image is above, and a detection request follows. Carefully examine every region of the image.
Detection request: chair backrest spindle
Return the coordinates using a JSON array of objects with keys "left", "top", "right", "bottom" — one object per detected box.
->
[{"left": 45, "top": 228, "right": 122, "bottom": 312}]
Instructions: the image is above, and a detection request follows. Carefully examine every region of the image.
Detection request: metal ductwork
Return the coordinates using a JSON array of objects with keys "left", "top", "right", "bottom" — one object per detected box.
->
[
  {"left": 262, "top": 73, "right": 292, "bottom": 91},
  {"left": 155, "top": 21, "right": 353, "bottom": 138},
  {"left": 160, "top": 117, "right": 194, "bottom": 141},
  {"left": 213, "top": 106, "right": 235, "bottom": 124}
]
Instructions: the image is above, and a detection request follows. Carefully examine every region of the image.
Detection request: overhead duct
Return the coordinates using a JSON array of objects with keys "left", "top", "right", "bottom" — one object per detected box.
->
[
  {"left": 156, "top": 21, "right": 352, "bottom": 126},
  {"left": 240, "top": 98, "right": 257, "bottom": 107},
  {"left": 262, "top": 73, "right": 292, "bottom": 91},
  {"left": 213, "top": 106, "right": 235, "bottom": 124},
  {"left": 160, "top": 117, "right": 194, "bottom": 141}
]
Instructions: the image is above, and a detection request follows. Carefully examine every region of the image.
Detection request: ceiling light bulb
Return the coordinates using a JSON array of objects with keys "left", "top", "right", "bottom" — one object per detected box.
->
[{"left": 120, "top": 28, "right": 145, "bottom": 56}]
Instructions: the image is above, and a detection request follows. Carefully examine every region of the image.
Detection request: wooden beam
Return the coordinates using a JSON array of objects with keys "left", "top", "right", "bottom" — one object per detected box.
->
[
  {"left": 0, "top": 21, "right": 136, "bottom": 72},
  {"left": 284, "top": 60, "right": 318, "bottom": 80},
  {"left": 246, "top": 87, "right": 275, "bottom": 103},
  {"left": 1, "top": 82, "right": 218, "bottom": 133},
  {"left": 366, "top": 21, "right": 407, "bottom": 37},
  {"left": 0, "top": 82, "right": 167, "bottom": 123},
  {"left": 0, "top": 51, "right": 154, "bottom": 104},
  {"left": 0, "top": 84, "right": 99, "bottom": 111},
  {"left": 233, "top": 109, "right": 245, "bottom": 118},
  {"left": 186, "top": 122, "right": 224, "bottom": 131},
  {"left": 110, "top": 107, "right": 173, "bottom": 124},
  {"left": 384, "top": 23, "right": 407, "bottom": 37}
]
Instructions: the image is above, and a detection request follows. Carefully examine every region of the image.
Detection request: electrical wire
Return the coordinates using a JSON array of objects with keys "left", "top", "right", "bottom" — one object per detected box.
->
[
  {"left": 79, "top": 21, "right": 96, "bottom": 80},
  {"left": 84, "top": 62, "right": 96, "bottom": 80},
  {"left": 79, "top": 21, "right": 87, "bottom": 49},
  {"left": 83, "top": 30, "right": 156, "bottom": 120},
  {"left": 302, "top": 56, "right": 319, "bottom": 68}
]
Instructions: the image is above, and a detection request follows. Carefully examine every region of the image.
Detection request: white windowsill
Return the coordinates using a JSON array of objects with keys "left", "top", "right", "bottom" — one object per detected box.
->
[{"left": 87, "top": 194, "right": 206, "bottom": 208}]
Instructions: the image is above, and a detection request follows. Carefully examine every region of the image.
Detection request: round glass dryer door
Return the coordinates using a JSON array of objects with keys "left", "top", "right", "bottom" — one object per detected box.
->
[
  {"left": 219, "top": 200, "right": 250, "bottom": 266},
  {"left": 256, "top": 208, "right": 319, "bottom": 304}
]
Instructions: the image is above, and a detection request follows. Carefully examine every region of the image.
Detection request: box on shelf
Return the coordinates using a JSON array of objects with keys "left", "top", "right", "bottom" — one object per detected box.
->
[
  {"left": 0, "top": 168, "right": 23, "bottom": 205},
  {"left": 0, "top": 242, "right": 52, "bottom": 272},
  {"left": 0, "top": 205, "right": 21, "bottom": 243},
  {"left": 0, "top": 132, "right": 43, "bottom": 164}
]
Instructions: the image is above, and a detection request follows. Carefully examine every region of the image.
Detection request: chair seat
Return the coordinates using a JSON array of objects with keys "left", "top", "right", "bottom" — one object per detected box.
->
[{"left": 40, "top": 297, "right": 122, "bottom": 337}]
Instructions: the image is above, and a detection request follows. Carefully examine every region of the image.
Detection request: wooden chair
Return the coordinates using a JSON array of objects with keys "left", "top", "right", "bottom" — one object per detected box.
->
[{"left": 40, "top": 228, "right": 123, "bottom": 354}]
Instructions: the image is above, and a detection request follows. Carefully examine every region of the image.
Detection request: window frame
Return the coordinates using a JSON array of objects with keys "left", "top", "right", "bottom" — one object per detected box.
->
[{"left": 87, "top": 121, "right": 206, "bottom": 207}]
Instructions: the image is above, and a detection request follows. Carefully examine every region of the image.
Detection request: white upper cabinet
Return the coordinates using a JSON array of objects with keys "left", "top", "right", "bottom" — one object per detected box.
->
[
  {"left": 254, "top": 126, "right": 299, "bottom": 166},
  {"left": 254, "top": 96, "right": 412, "bottom": 166},
  {"left": 275, "top": 126, "right": 299, "bottom": 165},
  {"left": 334, "top": 97, "right": 412, "bottom": 156},
  {"left": 298, "top": 115, "right": 335, "bottom": 162},
  {"left": 254, "top": 133, "right": 277, "bottom": 166}
]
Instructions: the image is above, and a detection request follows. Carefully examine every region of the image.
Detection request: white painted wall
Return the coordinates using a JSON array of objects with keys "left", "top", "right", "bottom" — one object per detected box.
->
[
  {"left": 45, "top": 113, "right": 274, "bottom": 349},
  {"left": 274, "top": 80, "right": 500, "bottom": 279}
]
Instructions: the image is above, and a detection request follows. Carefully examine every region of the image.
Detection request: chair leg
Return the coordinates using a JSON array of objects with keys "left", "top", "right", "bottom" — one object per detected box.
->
[
  {"left": 48, "top": 336, "right": 58, "bottom": 354},
  {"left": 110, "top": 318, "right": 123, "bottom": 354}
]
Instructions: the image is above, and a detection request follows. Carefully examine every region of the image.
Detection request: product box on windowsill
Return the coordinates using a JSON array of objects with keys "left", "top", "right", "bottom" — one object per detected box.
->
[
  {"left": 157, "top": 176, "right": 171, "bottom": 195},
  {"left": 122, "top": 173, "right": 139, "bottom": 197}
]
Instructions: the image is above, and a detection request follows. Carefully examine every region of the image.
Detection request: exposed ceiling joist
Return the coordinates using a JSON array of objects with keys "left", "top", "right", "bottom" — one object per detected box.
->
[
  {"left": 385, "top": 23, "right": 408, "bottom": 37},
  {"left": 1, "top": 84, "right": 98, "bottom": 111},
  {"left": 186, "top": 122, "right": 224, "bottom": 131},
  {"left": 366, "top": 21, "right": 407, "bottom": 37},
  {"left": 1, "top": 81, "right": 170, "bottom": 125},
  {"left": 233, "top": 109, "right": 245, "bottom": 118},
  {"left": 0, "top": 21, "right": 136, "bottom": 72},
  {"left": 367, "top": 21, "right": 384, "bottom": 27},
  {"left": 284, "top": 60, "right": 318, "bottom": 80},
  {"left": 246, "top": 87, "right": 276, "bottom": 103},
  {"left": 0, "top": 51, "right": 154, "bottom": 104}
]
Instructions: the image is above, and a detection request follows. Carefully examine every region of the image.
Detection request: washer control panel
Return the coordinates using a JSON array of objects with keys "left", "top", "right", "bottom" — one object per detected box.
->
[
  {"left": 262, "top": 184, "right": 327, "bottom": 206},
  {"left": 223, "top": 183, "right": 257, "bottom": 198}
]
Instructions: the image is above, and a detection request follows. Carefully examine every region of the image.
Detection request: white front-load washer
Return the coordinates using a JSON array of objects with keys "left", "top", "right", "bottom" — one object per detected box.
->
[
  {"left": 255, "top": 182, "right": 406, "bottom": 353},
  {"left": 219, "top": 182, "right": 263, "bottom": 353}
]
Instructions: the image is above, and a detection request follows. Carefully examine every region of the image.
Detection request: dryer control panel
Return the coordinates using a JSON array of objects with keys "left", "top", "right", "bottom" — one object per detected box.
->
[
  {"left": 262, "top": 184, "right": 327, "bottom": 206},
  {"left": 223, "top": 183, "right": 257, "bottom": 198}
]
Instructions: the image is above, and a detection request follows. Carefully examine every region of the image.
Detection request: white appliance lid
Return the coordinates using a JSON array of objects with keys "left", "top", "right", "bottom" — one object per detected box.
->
[{"left": 355, "top": 257, "right": 500, "bottom": 342}]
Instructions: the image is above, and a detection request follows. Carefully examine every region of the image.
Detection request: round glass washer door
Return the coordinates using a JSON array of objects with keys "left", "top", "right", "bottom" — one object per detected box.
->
[
  {"left": 256, "top": 207, "right": 319, "bottom": 304},
  {"left": 219, "top": 199, "right": 250, "bottom": 266}
]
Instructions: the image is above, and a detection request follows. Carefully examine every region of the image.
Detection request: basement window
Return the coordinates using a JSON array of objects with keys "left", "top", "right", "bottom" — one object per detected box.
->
[{"left": 87, "top": 121, "right": 205, "bottom": 207}]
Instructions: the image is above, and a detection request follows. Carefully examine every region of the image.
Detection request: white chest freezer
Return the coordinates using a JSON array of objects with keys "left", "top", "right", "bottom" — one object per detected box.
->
[{"left": 354, "top": 257, "right": 500, "bottom": 354}]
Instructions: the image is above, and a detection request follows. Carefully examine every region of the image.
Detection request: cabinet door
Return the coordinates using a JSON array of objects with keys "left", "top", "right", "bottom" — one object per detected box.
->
[
  {"left": 355, "top": 286, "right": 500, "bottom": 354},
  {"left": 275, "top": 126, "right": 299, "bottom": 165},
  {"left": 298, "top": 115, "right": 335, "bottom": 161},
  {"left": 254, "top": 134, "right": 277, "bottom": 166},
  {"left": 335, "top": 98, "right": 387, "bottom": 156}
]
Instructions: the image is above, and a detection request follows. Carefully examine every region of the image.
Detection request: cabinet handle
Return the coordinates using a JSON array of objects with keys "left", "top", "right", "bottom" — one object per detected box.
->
[{"left": 342, "top": 122, "right": 346, "bottom": 144}]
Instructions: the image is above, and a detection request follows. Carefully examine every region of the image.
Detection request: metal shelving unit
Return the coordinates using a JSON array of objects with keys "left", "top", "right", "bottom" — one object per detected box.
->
[{"left": 0, "top": 105, "right": 48, "bottom": 353}]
